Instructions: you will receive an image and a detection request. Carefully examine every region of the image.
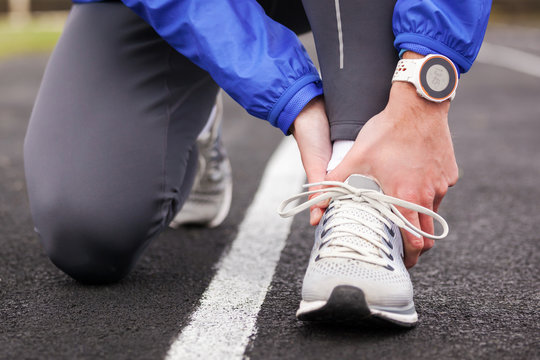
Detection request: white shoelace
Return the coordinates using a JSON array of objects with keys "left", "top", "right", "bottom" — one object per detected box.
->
[{"left": 278, "top": 181, "right": 449, "bottom": 267}]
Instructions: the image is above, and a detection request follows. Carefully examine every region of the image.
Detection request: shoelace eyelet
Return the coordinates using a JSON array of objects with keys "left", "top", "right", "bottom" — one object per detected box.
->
[
  {"left": 384, "top": 237, "right": 394, "bottom": 249},
  {"left": 384, "top": 264, "right": 395, "bottom": 271}
]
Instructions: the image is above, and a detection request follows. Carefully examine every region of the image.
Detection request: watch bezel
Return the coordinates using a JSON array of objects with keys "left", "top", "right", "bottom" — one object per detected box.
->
[{"left": 418, "top": 55, "right": 458, "bottom": 102}]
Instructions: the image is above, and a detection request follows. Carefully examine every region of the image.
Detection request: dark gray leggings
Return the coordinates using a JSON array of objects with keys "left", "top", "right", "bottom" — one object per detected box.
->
[{"left": 24, "top": 0, "right": 396, "bottom": 283}]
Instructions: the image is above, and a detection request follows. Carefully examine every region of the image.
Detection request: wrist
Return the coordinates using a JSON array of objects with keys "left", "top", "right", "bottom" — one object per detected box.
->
[
  {"left": 390, "top": 51, "right": 451, "bottom": 116},
  {"left": 389, "top": 81, "right": 450, "bottom": 116},
  {"left": 392, "top": 52, "right": 458, "bottom": 104},
  {"left": 290, "top": 96, "right": 324, "bottom": 138},
  {"left": 401, "top": 51, "right": 425, "bottom": 60}
]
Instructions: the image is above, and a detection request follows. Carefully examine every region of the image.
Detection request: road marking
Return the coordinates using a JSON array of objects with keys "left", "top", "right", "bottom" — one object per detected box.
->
[
  {"left": 477, "top": 42, "right": 540, "bottom": 78},
  {"left": 165, "top": 137, "right": 305, "bottom": 360}
]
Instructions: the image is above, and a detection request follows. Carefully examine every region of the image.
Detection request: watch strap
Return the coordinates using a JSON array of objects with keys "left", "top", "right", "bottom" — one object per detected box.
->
[{"left": 392, "top": 59, "right": 421, "bottom": 84}]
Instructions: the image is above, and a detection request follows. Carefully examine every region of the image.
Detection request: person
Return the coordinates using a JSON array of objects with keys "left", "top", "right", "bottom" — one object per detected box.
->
[{"left": 24, "top": 0, "right": 491, "bottom": 326}]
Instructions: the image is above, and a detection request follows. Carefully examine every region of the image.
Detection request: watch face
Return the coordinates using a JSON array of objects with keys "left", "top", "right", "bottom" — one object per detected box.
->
[{"left": 419, "top": 56, "right": 457, "bottom": 101}]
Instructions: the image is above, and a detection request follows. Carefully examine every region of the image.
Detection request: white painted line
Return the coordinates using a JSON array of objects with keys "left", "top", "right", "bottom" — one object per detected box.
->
[
  {"left": 165, "top": 137, "right": 305, "bottom": 360},
  {"left": 334, "top": 0, "right": 344, "bottom": 69},
  {"left": 477, "top": 42, "right": 540, "bottom": 78}
]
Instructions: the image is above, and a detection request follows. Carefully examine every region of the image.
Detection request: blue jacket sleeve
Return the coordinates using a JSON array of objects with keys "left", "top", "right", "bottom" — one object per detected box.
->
[
  {"left": 118, "top": 0, "right": 322, "bottom": 134},
  {"left": 393, "top": 0, "right": 492, "bottom": 74}
]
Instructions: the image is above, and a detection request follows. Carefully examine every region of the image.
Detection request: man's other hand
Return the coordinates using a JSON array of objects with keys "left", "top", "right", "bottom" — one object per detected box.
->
[
  {"left": 290, "top": 96, "right": 332, "bottom": 225},
  {"left": 326, "top": 71, "right": 458, "bottom": 268}
]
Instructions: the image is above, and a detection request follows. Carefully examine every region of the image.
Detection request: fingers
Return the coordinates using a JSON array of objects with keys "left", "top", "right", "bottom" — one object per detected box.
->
[
  {"left": 308, "top": 185, "right": 330, "bottom": 225},
  {"left": 399, "top": 206, "right": 424, "bottom": 269},
  {"left": 433, "top": 193, "right": 443, "bottom": 213},
  {"left": 309, "top": 207, "right": 323, "bottom": 226},
  {"left": 396, "top": 183, "right": 439, "bottom": 267},
  {"left": 419, "top": 213, "right": 434, "bottom": 255},
  {"left": 403, "top": 183, "right": 449, "bottom": 262}
]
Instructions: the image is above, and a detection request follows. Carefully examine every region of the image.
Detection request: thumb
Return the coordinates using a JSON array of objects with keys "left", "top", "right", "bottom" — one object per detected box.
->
[
  {"left": 307, "top": 184, "right": 330, "bottom": 226},
  {"left": 305, "top": 161, "right": 329, "bottom": 226}
]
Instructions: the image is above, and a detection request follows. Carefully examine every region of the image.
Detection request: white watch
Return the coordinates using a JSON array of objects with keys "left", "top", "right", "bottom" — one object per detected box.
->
[{"left": 392, "top": 54, "right": 458, "bottom": 102}]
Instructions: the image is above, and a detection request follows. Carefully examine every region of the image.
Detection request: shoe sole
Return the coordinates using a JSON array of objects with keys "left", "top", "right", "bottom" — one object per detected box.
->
[{"left": 296, "top": 285, "right": 418, "bottom": 327}]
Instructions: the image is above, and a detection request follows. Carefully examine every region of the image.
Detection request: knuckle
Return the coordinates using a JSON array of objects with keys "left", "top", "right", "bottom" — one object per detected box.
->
[
  {"left": 396, "top": 188, "right": 420, "bottom": 204},
  {"left": 399, "top": 207, "right": 418, "bottom": 221},
  {"left": 435, "top": 183, "right": 448, "bottom": 198},
  {"left": 423, "top": 238, "right": 434, "bottom": 251},
  {"left": 421, "top": 187, "right": 437, "bottom": 204},
  {"left": 411, "top": 239, "right": 424, "bottom": 251},
  {"left": 448, "top": 164, "right": 459, "bottom": 186},
  {"left": 405, "top": 257, "right": 418, "bottom": 269},
  {"left": 406, "top": 235, "right": 424, "bottom": 250}
]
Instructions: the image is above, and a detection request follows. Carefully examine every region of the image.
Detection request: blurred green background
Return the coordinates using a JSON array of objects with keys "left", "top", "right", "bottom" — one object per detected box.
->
[{"left": 0, "top": 0, "right": 539, "bottom": 59}]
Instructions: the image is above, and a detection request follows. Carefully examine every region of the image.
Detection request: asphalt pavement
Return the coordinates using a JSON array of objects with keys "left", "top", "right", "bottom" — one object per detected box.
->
[{"left": 1, "top": 23, "right": 539, "bottom": 360}]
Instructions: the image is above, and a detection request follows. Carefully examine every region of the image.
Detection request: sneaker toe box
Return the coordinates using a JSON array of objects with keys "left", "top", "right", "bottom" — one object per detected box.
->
[{"left": 302, "top": 259, "right": 413, "bottom": 308}]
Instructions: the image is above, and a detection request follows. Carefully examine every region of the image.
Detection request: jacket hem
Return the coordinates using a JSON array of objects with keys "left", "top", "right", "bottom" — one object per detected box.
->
[
  {"left": 398, "top": 43, "right": 461, "bottom": 77},
  {"left": 276, "top": 82, "right": 323, "bottom": 135},
  {"left": 394, "top": 33, "right": 472, "bottom": 73},
  {"left": 268, "top": 73, "right": 322, "bottom": 131}
]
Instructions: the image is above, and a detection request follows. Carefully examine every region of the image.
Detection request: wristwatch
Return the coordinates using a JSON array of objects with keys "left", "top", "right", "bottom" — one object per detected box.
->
[{"left": 392, "top": 54, "right": 458, "bottom": 102}]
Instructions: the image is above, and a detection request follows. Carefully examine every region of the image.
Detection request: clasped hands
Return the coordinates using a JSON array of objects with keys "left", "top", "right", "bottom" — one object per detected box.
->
[{"left": 291, "top": 80, "right": 458, "bottom": 269}]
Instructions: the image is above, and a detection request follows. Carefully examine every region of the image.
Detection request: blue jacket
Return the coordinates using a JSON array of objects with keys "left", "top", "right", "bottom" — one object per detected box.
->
[{"left": 72, "top": 0, "right": 491, "bottom": 134}]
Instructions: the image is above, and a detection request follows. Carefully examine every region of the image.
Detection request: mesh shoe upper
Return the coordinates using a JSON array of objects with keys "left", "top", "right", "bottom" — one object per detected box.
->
[
  {"left": 170, "top": 93, "right": 232, "bottom": 228},
  {"left": 302, "top": 215, "right": 413, "bottom": 308},
  {"left": 278, "top": 174, "right": 449, "bottom": 311}
]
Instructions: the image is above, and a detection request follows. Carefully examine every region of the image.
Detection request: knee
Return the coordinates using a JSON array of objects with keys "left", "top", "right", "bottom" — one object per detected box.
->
[
  {"left": 44, "top": 232, "right": 136, "bottom": 284},
  {"left": 33, "top": 197, "right": 153, "bottom": 284},
  {"left": 45, "top": 240, "right": 134, "bottom": 284}
]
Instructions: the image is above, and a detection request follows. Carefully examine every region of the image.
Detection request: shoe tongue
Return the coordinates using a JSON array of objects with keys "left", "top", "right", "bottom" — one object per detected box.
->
[
  {"left": 327, "top": 175, "right": 384, "bottom": 258},
  {"left": 344, "top": 174, "right": 381, "bottom": 192}
]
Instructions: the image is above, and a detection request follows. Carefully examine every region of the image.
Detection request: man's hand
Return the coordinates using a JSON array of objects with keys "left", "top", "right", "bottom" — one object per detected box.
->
[
  {"left": 290, "top": 96, "right": 332, "bottom": 225},
  {"left": 326, "top": 61, "right": 459, "bottom": 268}
]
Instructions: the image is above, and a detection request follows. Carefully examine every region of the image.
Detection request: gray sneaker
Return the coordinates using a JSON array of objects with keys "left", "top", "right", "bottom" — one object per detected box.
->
[
  {"left": 278, "top": 175, "right": 449, "bottom": 327},
  {"left": 169, "top": 94, "right": 232, "bottom": 228}
]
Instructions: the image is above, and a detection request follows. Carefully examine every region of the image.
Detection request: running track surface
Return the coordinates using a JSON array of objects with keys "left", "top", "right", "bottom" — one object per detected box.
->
[{"left": 1, "top": 23, "right": 539, "bottom": 360}]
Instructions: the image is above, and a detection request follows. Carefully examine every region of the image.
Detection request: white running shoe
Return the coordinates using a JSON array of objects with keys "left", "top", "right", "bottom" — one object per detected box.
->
[
  {"left": 169, "top": 94, "right": 232, "bottom": 229},
  {"left": 278, "top": 174, "right": 449, "bottom": 327}
]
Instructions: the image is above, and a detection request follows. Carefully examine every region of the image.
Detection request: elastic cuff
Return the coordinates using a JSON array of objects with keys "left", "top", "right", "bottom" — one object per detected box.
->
[
  {"left": 276, "top": 81, "right": 323, "bottom": 135},
  {"left": 398, "top": 43, "right": 433, "bottom": 58},
  {"left": 267, "top": 73, "right": 322, "bottom": 132},
  {"left": 398, "top": 43, "right": 461, "bottom": 77},
  {"left": 395, "top": 33, "right": 470, "bottom": 74}
]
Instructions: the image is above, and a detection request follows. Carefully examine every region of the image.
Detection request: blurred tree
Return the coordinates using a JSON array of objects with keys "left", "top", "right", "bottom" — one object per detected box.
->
[
  {"left": 8, "top": 0, "right": 30, "bottom": 23},
  {"left": 494, "top": 0, "right": 540, "bottom": 12},
  {"left": 1, "top": 0, "right": 71, "bottom": 13},
  {"left": 31, "top": 0, "right": 71, "bottom": 11},
  {"left": 8, "top": 0, "right": 29, "bottom": 13}
]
